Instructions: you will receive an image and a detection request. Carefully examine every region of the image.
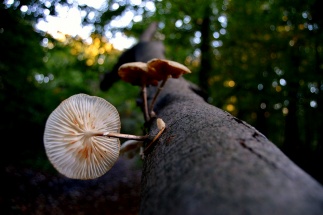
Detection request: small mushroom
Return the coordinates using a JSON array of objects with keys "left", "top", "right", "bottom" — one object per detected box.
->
[
  {"left": 120, "top": 140, "right": 143, "bottom": 159},
  {"left": 44, "top": 94, "right": 148, "bottom": 180},
  {"left": 118, "top": 62, "right": 160, "bottom": 86},
  {"left": 143, "top": 118, "right": 166, "bottom": 155},
  {"left": 118, "top": 62, "right": 162, "bottom": 122},
  {"left": 147, "top": 58, "right": 191, "bottom": 116},
  {"left": 147, "top": 58, "right": 191, "bottom": 79}
]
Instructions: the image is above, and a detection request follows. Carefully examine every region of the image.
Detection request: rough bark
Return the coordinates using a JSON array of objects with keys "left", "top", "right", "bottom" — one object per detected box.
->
[
  {"left": 140, "top": 77, "right": 323, "bottom": 215},
  {"left": 101, "top": 23, "right": 323, "bottom": 215}
]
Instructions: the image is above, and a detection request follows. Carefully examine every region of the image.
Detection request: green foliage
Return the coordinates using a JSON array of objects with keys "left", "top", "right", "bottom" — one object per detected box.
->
[
  {"left": 216, "top": 0, "right": 323, "bottom": 150},
  {"left": 0, "top": 7, "right": 44, "bottom": 126}
]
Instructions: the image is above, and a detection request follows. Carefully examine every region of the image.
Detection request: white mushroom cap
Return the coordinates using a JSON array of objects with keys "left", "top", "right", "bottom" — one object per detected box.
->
[{"left": 44, "top": 94, "right": 121, "bottom": 180}]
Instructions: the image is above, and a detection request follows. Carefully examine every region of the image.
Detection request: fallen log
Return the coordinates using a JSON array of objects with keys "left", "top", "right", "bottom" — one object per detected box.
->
[
  {"left": 101, "top": 23, "right": 323, "bottom": 215},
  {"left": 140, "top": 77, "right": 323, "bottom": 215}
]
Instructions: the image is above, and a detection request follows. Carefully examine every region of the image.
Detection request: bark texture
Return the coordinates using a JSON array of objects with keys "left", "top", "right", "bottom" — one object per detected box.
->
[
  {"left": 101, "top": 23, "right": 323, "bottom": 215},
  {"left": 140, "top": 77, "right": 323, "bottom": 215}
]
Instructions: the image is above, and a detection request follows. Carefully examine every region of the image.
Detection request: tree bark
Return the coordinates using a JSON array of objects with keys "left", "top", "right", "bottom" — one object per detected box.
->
[
  {"left": 140, "top": 77, "right": 323, "bottom": 215},
  {"left": 102, "top": 23, "right": 323, "bottom": 215}
]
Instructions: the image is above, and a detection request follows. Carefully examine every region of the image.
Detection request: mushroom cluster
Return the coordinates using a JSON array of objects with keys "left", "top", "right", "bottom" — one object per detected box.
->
[
  {"left": 43, "top": 59, "right": 189, "bottom": 180},
  {"left": 118, "top": 58, "right": 191, "bottom": 121},
  {"left": 44, "top": 94, "right": 150, "bottom": 179}
]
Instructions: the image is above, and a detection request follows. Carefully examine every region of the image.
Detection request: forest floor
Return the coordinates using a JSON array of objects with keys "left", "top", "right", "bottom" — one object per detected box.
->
[{"left": 2, "top": 156, "right": 142, "bottom": 215}]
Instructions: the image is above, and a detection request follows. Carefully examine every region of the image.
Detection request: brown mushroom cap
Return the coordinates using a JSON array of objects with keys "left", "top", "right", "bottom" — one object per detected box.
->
[
  {"left": 43, "top": 94, "right": 121, "bottom": 180},
  {"left": 147, "top": 58, "right": 191, "bottom": 79},
  {"left": 118, "top": 62, "right": 160, "bottom": 86}
]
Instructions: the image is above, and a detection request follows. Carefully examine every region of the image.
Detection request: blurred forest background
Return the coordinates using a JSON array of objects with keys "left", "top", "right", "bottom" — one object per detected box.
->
[{"left": 1, "top": 0, "right": 323, "bottom": 214}]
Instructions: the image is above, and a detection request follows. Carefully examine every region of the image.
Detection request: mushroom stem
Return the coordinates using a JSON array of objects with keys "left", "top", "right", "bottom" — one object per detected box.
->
[
  {"left": 103, "top": 132, "right": 149, "bottom": 140},
  {"left": 142, "top": 83, "right": 150, "bottom": 122},
  {"left": 149, "top": 75, "right": 171, "bottom": 116}
]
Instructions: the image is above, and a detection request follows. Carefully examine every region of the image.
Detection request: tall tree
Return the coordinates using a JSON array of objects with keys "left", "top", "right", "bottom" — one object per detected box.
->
[
  {"left": 0, "top": 5, "right": 46, "bottom": 159},
  {"left": 215, "top": 0, "right": 323, "bottom": 181}
]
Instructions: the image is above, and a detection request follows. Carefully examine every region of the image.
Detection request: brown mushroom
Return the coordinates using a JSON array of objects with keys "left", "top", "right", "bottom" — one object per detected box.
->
[
  {"left": 44, "top": 94, "right": 148, "bottom": 180},
  {"left": 147, "top": 58, "right": 191, "bottom": 79},
  {"left": 118, "top": 62, "right": 162, "bottom": 122},
  {"left": 118, "top": 62, "right": 161, "bottom": 86},
  {"left": 147, "top": 58, "right": 191, "bottom": 115}
]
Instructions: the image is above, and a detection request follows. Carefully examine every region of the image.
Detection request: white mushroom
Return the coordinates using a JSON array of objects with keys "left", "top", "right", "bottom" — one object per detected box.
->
[
  {"left": 120, "top": 140, "right": 143, "bottom": 159},
  {"left": 44, "top": 94, "right": 122, "bottom": 180}
]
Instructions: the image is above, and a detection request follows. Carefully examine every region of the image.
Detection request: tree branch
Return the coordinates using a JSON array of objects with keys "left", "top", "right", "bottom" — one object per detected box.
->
[{"left": 139, "top": 22, "right": 159, "bottom": 42}]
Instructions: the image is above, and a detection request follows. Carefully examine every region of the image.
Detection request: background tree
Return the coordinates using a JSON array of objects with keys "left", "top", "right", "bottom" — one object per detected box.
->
[
  {"left": 0, "top": 4, "right": 47, "bottom": 165},
  {"left": 213, "top": 0, "right": 323, "bottom": 182}
]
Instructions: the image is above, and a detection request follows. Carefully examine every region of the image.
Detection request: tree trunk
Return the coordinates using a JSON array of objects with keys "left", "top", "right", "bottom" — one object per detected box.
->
[
  {"left": 198, "top": 6, "right": 212, "bottom": 95},
  {"left": 102, "top": 23, "right": 323, "bottom": 215},
  {"left": 140, "top": 77, "right": 323, "bottom": 215}
]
